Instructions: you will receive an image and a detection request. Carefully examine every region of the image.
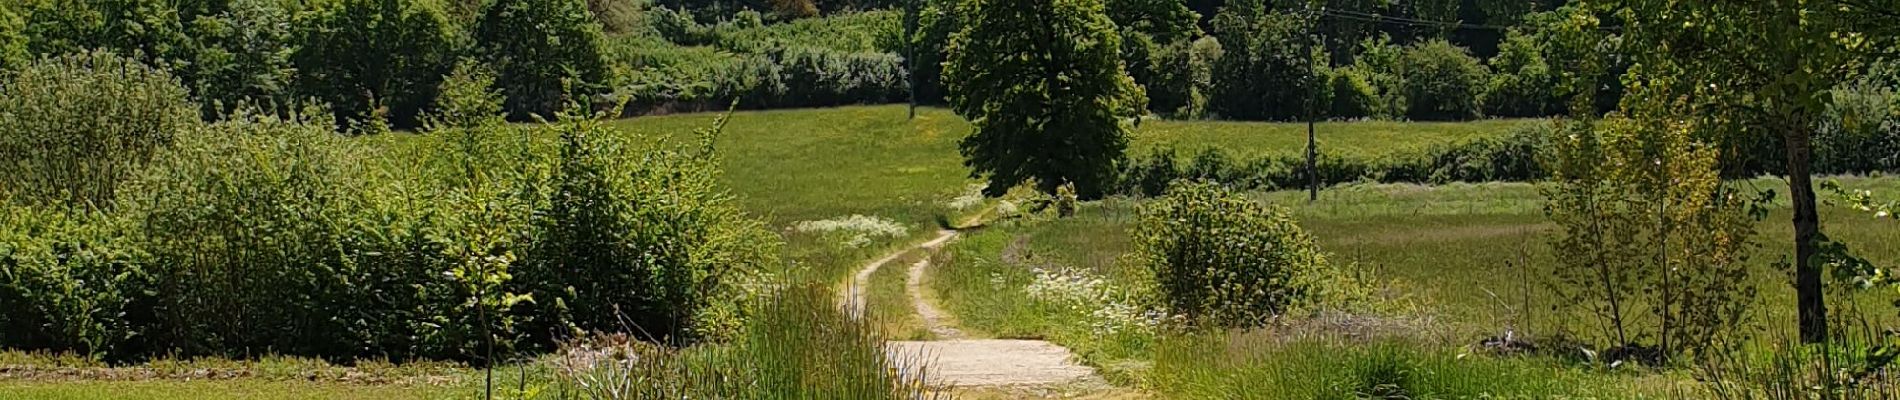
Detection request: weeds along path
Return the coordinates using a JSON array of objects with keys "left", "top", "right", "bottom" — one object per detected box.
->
[{"left": 843, "top": 225, "right": 1100, "bottom": 389}]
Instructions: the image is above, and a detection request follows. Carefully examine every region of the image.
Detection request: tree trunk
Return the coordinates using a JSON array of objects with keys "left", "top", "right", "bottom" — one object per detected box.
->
[{"left": 1786, "top": 125, "right": 1827, "bottom": 343}]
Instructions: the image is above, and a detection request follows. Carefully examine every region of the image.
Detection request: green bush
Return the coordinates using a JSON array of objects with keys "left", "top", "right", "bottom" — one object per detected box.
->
[
  {"left": 475, "top": 0, "right": 614, "bottom": 120},
  {"left": 523, "top": 109, "right": 780, "bottom": 342},
  {"left": 0, "top": 5, "right": 25, "bottom": 71},
  {"left": 1353, "top": 35, "right": 1407, "bottom": 119},
  {"left": 179, "top": 0, "right": 297, "bottom": 118},
  {"left": 13, "top": 0, "right": 193, "bottom": 66},
  {"left": 766, "top": 45, "right": 907, "bottom": 107},
  {"left": 291, "top": 0, "right": 458, "bottom": 130},
  {"left": 0, "top": 51, "right": 198, "bottom": 207},
  {"left": 1147, "top": 36, "right": 1220, "bottom": 118},
  {"left": 0, "top": 205, "right": 150, "bottom": 361},
  {"left": 1132, "top": 181, "right": 1347, "bottom": 327},
  {"left": 1815, "top": 82, "right": 1900, "bottom": 174},
  {"left": 1400, "top": 39, "right": 1486, "bottom": 121},
  {"left": 1326, "top": 66, "right": 1380, "bottom": 119},
  {"left": 1115, "top": 123, "right": 1553, "bottom": 196},
  {"left": 1482, "top": 29, "right": 1558, "bottom": 118},
  {"left": 119, "top": 109, "right": 377, "bottom": 358}
]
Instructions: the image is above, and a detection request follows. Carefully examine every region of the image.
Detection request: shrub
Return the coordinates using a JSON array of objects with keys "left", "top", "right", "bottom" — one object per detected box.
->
[
  {"left": 1326, "top": 66, "right": 1380, "bottom": 119},
  {"left": 1815, "top": 82, "right": 1900, "bottom": 174},
  {"left": 1114, "top": 122, "right": 1553, "bottom": 196},
  {"left": 766, "top": 45, "right": 907, "bottom": 107},
  {"left": 476, "top": 0, "right": 614, "bottom": 120},
  {"left": 13, "top": 0, "right": 194, "bottom": 66},
  {"left": 522, "top": 109, "right": 780, "bottom": 343},
  {"left": 1482, "top": 29, "right": 1557, "bottom": 118},
  {"left": 1132, "top": 181, "right": 1348, "bottom": 327},
  {"left": 1352, "top": 34, "right": 1406, "bottom": 119},
  {"left": 1400, "top": 39, "right": 1486, "bottom": 121},
  {"left": 180, "top": 0, "right": 297, "bottom": 118},
  {"left": 0, "top": 5, "right": 25, "bottom": 71},
  {"left": 1208, "top": 5, "right": 1320, "bottom": 121},
  {"left": 291, "top": 0, "right": 458, "bottom": 130},
  {"left": 0, "top": 205, "right": 150, "bottom": 361},
  {"left": 118, "top": 108, "right": 378, "bottom": 358},
  {"left": 0, "top": 51, "right": 198, "bottom": 207},
  {"left": 1147, "top": 36, "right": 1220, "bottom": 118},
  {"left": 425, "top": 60, "right": 507, "bottom": 131},
  {"left": 1542, "top": 110, "right": 1761, "bottom": 359}
]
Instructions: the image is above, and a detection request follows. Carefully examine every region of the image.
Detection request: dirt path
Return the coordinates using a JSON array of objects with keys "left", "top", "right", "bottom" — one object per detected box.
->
[{"left": 844, "top": 227, "right": 1100, "bottom": 389}]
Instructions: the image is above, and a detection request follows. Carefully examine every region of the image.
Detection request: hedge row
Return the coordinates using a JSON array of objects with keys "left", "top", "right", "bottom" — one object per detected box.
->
[{"left": 0, "top": 54, "right": 778, "bottom": 363}]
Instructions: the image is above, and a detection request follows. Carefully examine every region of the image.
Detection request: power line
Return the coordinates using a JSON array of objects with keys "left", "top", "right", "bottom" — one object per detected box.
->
[{"left": 1315, "top": 8, "right": 1622, "bottom": 33}]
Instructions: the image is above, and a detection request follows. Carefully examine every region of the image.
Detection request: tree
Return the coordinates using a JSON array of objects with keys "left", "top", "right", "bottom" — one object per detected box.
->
[
  {"left": 1482, "top": 28, "right": 1557, "bottom": 118},
  {"left": 1207, "top": 3, "right": 1319, "bottom": 121},
  {"left": 183, "top": 0, "right": 297, "bottom": 118},
  {"left": 1603, "top": 0, "right": 1896, "bottom": 343},
  {"left": 943, "top": 0, "right": 1144, "bottom": 199},
  {"left": 291, "top": 0, "right": 458, "bottom": 130},
  {"left": 1399, "top": 39, "right": 1487, "bottom": 121},
  {"left": 476, "top": 0, "right": 614, "bottom": 120}
]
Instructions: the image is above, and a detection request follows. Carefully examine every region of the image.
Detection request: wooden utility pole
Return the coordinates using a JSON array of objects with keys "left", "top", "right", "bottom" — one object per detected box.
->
[
  {"left": 905, "top": 0, "right": 920, "bottom": 119},
  {"left": 1305, "top": 5, "right": 1321, "bottom": 203}
]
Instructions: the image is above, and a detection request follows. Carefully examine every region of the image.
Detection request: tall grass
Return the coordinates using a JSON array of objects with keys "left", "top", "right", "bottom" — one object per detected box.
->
[
  {"left": 1150, "top": 331, "right": 1617, "bottom": 399},
  {"left": 553, "top": 285, "right": 942, "bottom": 399}
]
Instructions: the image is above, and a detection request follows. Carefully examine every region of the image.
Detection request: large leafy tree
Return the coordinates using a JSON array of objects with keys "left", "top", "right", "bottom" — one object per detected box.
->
[
  {"left": 1208, "top": 2, "right": 1319, "bottom": 121},
  {"left": 944, "top": 0, "right": 1144, "bottom": 199},
  {"left": 1601, "top": 0, "right": 1897, "bottom": 343},
  {"left": 475, "top": 0, "right": 612, "bottom": 120},
  {"left": 291, "top": 0, "right": 458, "bottom": 130}
]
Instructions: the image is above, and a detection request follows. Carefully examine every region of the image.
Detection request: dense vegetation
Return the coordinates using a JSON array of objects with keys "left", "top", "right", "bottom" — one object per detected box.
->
[{"left": 0, "top": 52, "right": 778, "bottom": 363}]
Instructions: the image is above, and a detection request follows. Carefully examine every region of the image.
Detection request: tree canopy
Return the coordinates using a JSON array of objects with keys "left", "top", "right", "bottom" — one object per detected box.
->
[{"left": 943, "top": 0, "right": 1144, "bottom": 199}]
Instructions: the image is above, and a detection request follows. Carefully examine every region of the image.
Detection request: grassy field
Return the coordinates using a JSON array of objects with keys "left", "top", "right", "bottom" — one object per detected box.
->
[
  {"left": 0, "top": 106, "right": 1740, "bottom": 398},
  {"left": 925, "top": 177, "right": 1900, "bottom": 397}
]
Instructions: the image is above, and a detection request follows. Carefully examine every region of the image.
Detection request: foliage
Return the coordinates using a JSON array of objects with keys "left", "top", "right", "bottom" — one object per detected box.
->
[
  {"left": 1115, "top": 122, "right": 1551, "bottom": 196},
  {"left": 1483, "top": 28, "right": 1558, "bottom": 118},
  {"left": 1400, "top": 39, "right": 1487, "bottom": 121},
  {"left": 425, "top": 60, "right": 507, "bottom": 131},
  {"left": 943, "top": 0, "right": 1143, "bottom": 198},
  {"left": 1151, "top": 334, "right": 1613, "bottom": 399},
  {"left": 1208, "top": 5, "right": 1319, "bottom": 121},
  {"left": 1815, "top": 82, "right": 1900, "bottom": 175},
  {"left": 1325, "top": 66, "right": 1380, "bottom": 120},
  {"left": 291, "top": 0, "right": 458, "bottom": 130},
  {"left": 766, "top": 45, "right": 907, "bottom": 107},
  {"left": 1541, "top": 104, "right": 1763, "bottom": 359},
  {"left": 1147, "top": 36, "right": 1221, "bottom": 119},
  {"left": 476, "top": 0, "right": 614, "bottom": 120},
  {"left": 0, "top": 51, "right": 198, "bottom": 208},
  {"left": 119, "top": 108, "right": 384, "bottom": 359},
  {"left": 1602, "top": 0, "right": 1896, "bottom": 344},
  {"left": 13, "top": 0, "right": 193, "bottom": 66},
  {"left": 1352, "top": 34, "right": 1408, "bottom": 120},
  {"left": 0, "top": 4, "right": 28, "bottom": 71},
  {"left": 0, "top": 206, "right": 149, "bottom": 360},
  {"left": 180, "top": 0, "right": 298, "bottom": 118},
  {"left": 1132, "top": 181, "right": 1351, "bottom": 327},
  {"left": 552, "top": 286, "right": 939, "bottom": 399},
  {"left": 523, "top": 106, "right": 780, "bottom": 343}
]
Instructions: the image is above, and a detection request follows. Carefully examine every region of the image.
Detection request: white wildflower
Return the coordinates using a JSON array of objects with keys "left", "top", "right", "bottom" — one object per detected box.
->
[
  {"left": 947, "top": 183, "right": 987, "bottom": 210},
  {"left": 792, "top": 215, "right": 908, "bottom": 248}
]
